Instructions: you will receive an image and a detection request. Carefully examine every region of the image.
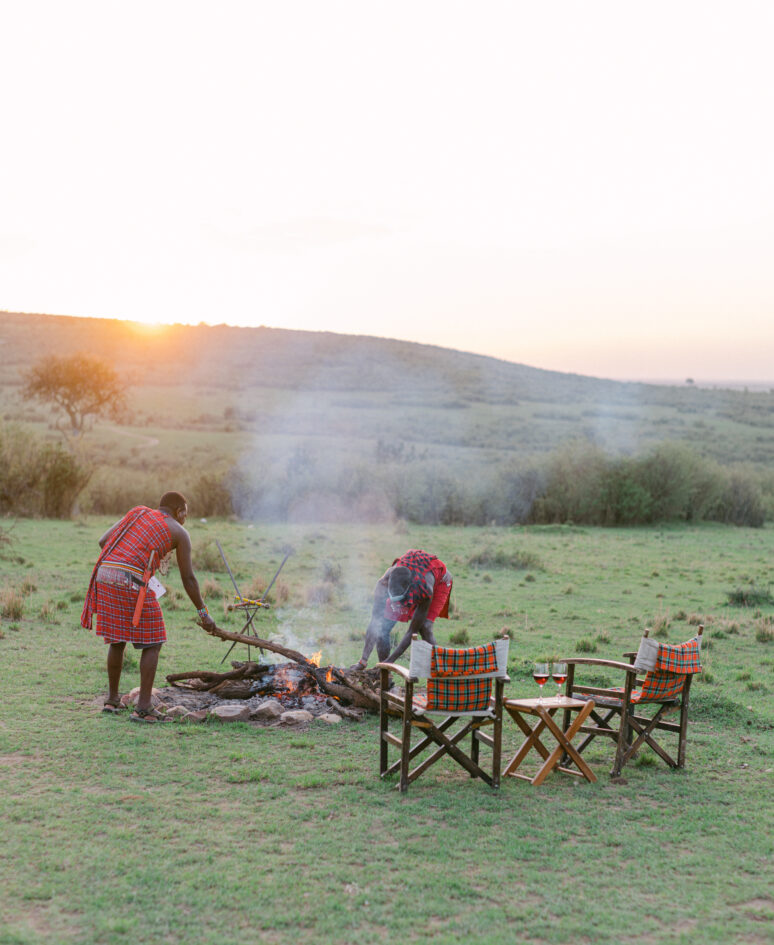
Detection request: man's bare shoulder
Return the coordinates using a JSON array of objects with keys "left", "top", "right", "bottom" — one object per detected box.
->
[{"left": 163, "top": 516, "right": 189, "bottom": 547}]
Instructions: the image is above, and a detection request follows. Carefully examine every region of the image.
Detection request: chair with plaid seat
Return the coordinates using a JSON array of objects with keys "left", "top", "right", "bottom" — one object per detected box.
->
[
  {"left": 560, "top": 625, "right": 704, "bottom": 778},
  {"left": 376, "top": 634, "right": 510, "bottom": 792}
]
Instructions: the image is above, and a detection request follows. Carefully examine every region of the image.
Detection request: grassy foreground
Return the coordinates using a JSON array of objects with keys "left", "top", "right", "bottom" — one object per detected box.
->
[{"left": 1, "top": 517, "right": 773, "bottom": 945}]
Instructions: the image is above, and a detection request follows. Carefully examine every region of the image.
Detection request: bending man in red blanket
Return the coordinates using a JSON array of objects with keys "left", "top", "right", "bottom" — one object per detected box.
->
[
  {"left": 81, "top": 491, "right": 217, "bottom": 722},
  {"left": 352, "top": 549, "right": 453, "bottom": 669}
]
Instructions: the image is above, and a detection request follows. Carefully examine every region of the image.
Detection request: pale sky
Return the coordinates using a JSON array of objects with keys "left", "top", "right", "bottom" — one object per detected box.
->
[{"left": 2, "top": 0, "right": 773, "bottom": 382}]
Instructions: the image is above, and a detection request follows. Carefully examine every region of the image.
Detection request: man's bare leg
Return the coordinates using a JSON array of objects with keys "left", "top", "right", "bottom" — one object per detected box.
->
[
  {"left": 136, "top": 644, "right": 162, "bottom": 712},
  {"left": 106, "top": 642, "right": 126, "bottom": 704}
]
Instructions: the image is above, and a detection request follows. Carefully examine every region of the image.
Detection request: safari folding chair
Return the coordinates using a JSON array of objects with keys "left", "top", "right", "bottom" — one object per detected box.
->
[
  {"left": 376, "top": 635, "right": 509, "bottom": 792},
  {"left": 560, "top": 625, "right": 704, "bottom": 778}
]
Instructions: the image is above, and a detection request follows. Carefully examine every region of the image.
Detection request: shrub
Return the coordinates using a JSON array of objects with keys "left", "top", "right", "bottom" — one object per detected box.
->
[
  {"left": 201, "top": 579, "right": 225, "bottom": 600},
  {"left": 711, "top": 468, "right": 766, "bottom": 527},
  {"left": 0, "top": 590, "right": 24, "bottom": 620},
  {"left": 575, "top": 638, "right": 597, "bottom": 653},
  {"left": 321, "top": 560, "right": 343, "bottom": 584},
  {"left": 306, "top": 584, "right": 334, "bottom": 606},
  {"left": 448, "top": 627, "right": 470, "bottom": 645},
  {"left": 467, "top": 548, "right": 543, "bottom": 570},
  {"left": 39, "top": 600, "right": 59, "bottom": 623},
  {"left": 0, "top": 423, "right": 45, "bottom": 514},
  {"left": 189, "top": 471, "right": 233, "bottom": 517},
  {"left": 651, "top": 614, "right": 671, "bottom": 637},
  {"left": 41, "top": 445, "right": 92, "bottom": 518},
  {"left": 726, "top": 584, "right": 774, "bottom": 607},
  {"left": 754, "top": 622, "right": 774, "bottom": 643},
  {"left": 194, "top": 541, "right": 228, "bottom": 573},
  {"left": 82, "top": 469, "right": 158, "bottom": 515}
]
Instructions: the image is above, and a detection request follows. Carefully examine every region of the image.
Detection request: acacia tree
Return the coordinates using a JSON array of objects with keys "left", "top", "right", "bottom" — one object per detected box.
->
[{"left": 22, "top": 353, "right": 127, "bottom": 441}]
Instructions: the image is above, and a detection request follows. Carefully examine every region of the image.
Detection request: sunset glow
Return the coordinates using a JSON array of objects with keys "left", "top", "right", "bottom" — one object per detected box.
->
[{"left": 2, "top": 1, "right": 773, "bottom": 383}]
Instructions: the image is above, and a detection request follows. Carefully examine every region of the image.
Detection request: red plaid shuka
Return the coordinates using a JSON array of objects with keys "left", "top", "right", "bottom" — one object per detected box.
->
[
  {"left": 81, "top": 507, "right": 174, "bottom": 645},
  {"left": 384, "top": 550, "right": 451, "bottom": 623},
  {"left": 609, "top": 637, "right": 702, "bottom": 704}
]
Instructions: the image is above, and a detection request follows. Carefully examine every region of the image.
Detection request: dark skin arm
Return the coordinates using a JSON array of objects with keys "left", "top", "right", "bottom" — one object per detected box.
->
[{"left": 385, "top": 596, "right": 434, "bottom": 662}]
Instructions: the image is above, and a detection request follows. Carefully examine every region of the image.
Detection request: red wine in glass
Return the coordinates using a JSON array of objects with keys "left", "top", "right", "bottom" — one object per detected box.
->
[
  {"left": 552, "top": 662, "right": 568, "bottom": 699},
  {"left": 533, "top": 662, "right": 549, "bottom": 703}
]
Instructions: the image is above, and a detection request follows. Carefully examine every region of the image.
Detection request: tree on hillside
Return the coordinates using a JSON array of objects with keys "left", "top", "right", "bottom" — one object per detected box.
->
[{"left": 21, "top": 353, "right": 127, "bottom": 442}]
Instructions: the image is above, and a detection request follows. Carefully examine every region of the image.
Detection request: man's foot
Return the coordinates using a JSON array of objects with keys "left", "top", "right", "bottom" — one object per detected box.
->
[
  {"left": 348, "top": 659, "right": 368, "bottom": 672},
  {"left": 130, "top": 706, "right": 172, "bottom": 724},
  {"left": 102, "top": 696, "right": 123, "bottom": 714}
]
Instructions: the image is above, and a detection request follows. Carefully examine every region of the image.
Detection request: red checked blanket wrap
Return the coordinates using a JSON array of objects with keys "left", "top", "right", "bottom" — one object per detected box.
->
[
  {"left": 81, "top": 507, "right": 174, "bottom": 645},
  {"left": 593, "top": 637, "right": 703, "bottom": 706},
  {"left": 384, "top": 550, "right": 451, "bottom": 623},
  {"left": 425, "top": 642, "right": 499, "bottom": 713},
  {"left": 634, "top": 637, "right": 702, "bottom": 702}
]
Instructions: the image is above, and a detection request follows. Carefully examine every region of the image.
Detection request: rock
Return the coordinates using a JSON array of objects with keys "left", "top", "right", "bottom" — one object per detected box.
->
[
  {"left": 122, "top": 687, "right": 163, "bottom": 707},
  {"left": 183, "top": 710, "right": 209, "bottom": 723},
  {"left": 249, "top": 699, "right": 284, "bottom": 720},
  {"left": 211, "top": 704, "right": 251, "bottom": 722},
  {"left": 280, "top": 709, "right": 314, "bottom": 725},
  {"left": 317, "top": 713, "right": 342, "bottom": 724},
  {"left": 164, "top": 705, "right": 189, "bottom": 719}
]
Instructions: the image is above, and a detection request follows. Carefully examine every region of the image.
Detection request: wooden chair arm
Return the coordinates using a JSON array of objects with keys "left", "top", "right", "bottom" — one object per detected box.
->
[
  {"left": 375, "top": 662, "right": 414, "bottom": 681},
  {"left": 560, "top": 657, "right": 639, "bottom": 674}
]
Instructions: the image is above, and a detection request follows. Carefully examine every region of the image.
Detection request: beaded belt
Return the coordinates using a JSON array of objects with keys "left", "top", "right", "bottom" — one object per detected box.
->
[{"left": 96, "top": 565, "right": 143, "bottom": 590}]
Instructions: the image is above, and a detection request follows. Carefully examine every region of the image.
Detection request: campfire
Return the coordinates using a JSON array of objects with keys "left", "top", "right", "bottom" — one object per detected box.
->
[{"left": 165, "top": 622, "right": 381, "bottom": 720}]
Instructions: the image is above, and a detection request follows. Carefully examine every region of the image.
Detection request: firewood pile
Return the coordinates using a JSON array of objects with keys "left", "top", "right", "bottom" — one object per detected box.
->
[{"left": 166, "top": 621, "right": 381, "bottom": 715}]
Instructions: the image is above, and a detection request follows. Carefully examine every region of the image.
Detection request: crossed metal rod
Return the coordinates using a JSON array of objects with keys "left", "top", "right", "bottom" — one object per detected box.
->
[{"left": 216, "top": 540, "right": 293, "bottom": 665}]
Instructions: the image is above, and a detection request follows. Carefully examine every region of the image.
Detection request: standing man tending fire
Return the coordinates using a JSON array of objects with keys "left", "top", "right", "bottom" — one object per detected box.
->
[
  {"left": 352, "top": 549, "right": 453, "bottom": 669},
  {"left": 81, "top": 491, "right": 217, "bottom": 722}
]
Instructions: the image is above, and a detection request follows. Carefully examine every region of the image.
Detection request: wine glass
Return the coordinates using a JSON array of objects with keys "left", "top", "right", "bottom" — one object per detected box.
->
[
  {"left": 552, "top": 662, "right": 568, "bottom": 700},
  {"left": 533, "top": 662, "right": 549, "bottom": 703}
]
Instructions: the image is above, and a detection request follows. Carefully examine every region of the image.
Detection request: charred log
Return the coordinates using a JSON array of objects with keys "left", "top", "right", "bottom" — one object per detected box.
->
[{"left": 167, "top": 622, "right": 381, "bottom": 712}]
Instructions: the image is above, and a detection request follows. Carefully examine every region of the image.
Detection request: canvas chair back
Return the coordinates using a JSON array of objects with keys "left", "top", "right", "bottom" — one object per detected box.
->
[
  {"left": 631, "top": 631, "right": 702, "bottom": 703},
  {"left": 409, "top": 638, "right": 510, "bottom": 716}
]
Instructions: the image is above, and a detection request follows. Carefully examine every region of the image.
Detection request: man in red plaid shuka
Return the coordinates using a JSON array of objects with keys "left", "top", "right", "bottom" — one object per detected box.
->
[
  {"left": 81, "top": 491, "right": 216, "bottom": 722},
  {"left": 352, "top": 549, "right": 452, "bottom": 669}
]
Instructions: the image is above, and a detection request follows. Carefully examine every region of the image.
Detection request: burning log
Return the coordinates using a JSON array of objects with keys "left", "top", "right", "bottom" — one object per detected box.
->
[{"left": 167, "top": 622, "right": 381, "bottom": 712}]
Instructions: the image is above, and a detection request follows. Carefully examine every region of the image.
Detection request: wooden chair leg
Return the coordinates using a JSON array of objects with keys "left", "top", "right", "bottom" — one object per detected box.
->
[
  {"left": 399, "top": 680, "right": 414, "bottom": 793},
  {"left": 492, "top": 679, "right": 504, "bottom": 790},
  {"left": 677, "top": 676, "right": 693, "bottom": 768},
  {"left": 379, "top": 668, "right": 390, "bottom": 776}
]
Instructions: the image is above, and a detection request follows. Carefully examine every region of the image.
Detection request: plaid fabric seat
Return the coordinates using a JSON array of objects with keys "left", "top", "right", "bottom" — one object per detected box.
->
[
  {"left": 377, "top": 635, "right": 510, "bottom": 792},
  {"left": 426, "top": 677, "right": 493, "bottom": 713}
]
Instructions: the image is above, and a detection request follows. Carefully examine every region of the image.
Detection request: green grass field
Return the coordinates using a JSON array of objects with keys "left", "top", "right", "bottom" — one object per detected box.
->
[{"left": 1, "top": 518, "right": 773, "bottom": 944}]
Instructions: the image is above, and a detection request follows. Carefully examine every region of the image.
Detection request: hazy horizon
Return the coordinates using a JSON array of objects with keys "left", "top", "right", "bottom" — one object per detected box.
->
[
  {"left": 5, "top": 308, "right": 772, "bottom": 391},
  {"left": 2, "top": 2, "right": 773, "bottom": 384}
]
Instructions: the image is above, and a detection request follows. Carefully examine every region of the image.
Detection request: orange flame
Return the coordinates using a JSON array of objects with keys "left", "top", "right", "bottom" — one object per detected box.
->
[
  {"left": 325, "top": 667, "right": 333, "bottom": 683},
  {"left": 307, "top": 650, "right": 322, "bottom": 667}
]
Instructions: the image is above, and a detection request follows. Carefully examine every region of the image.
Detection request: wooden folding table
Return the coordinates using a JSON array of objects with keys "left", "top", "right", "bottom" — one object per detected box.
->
[{"left": 502, "top": 696, "right": 597, "bottom": 785}]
